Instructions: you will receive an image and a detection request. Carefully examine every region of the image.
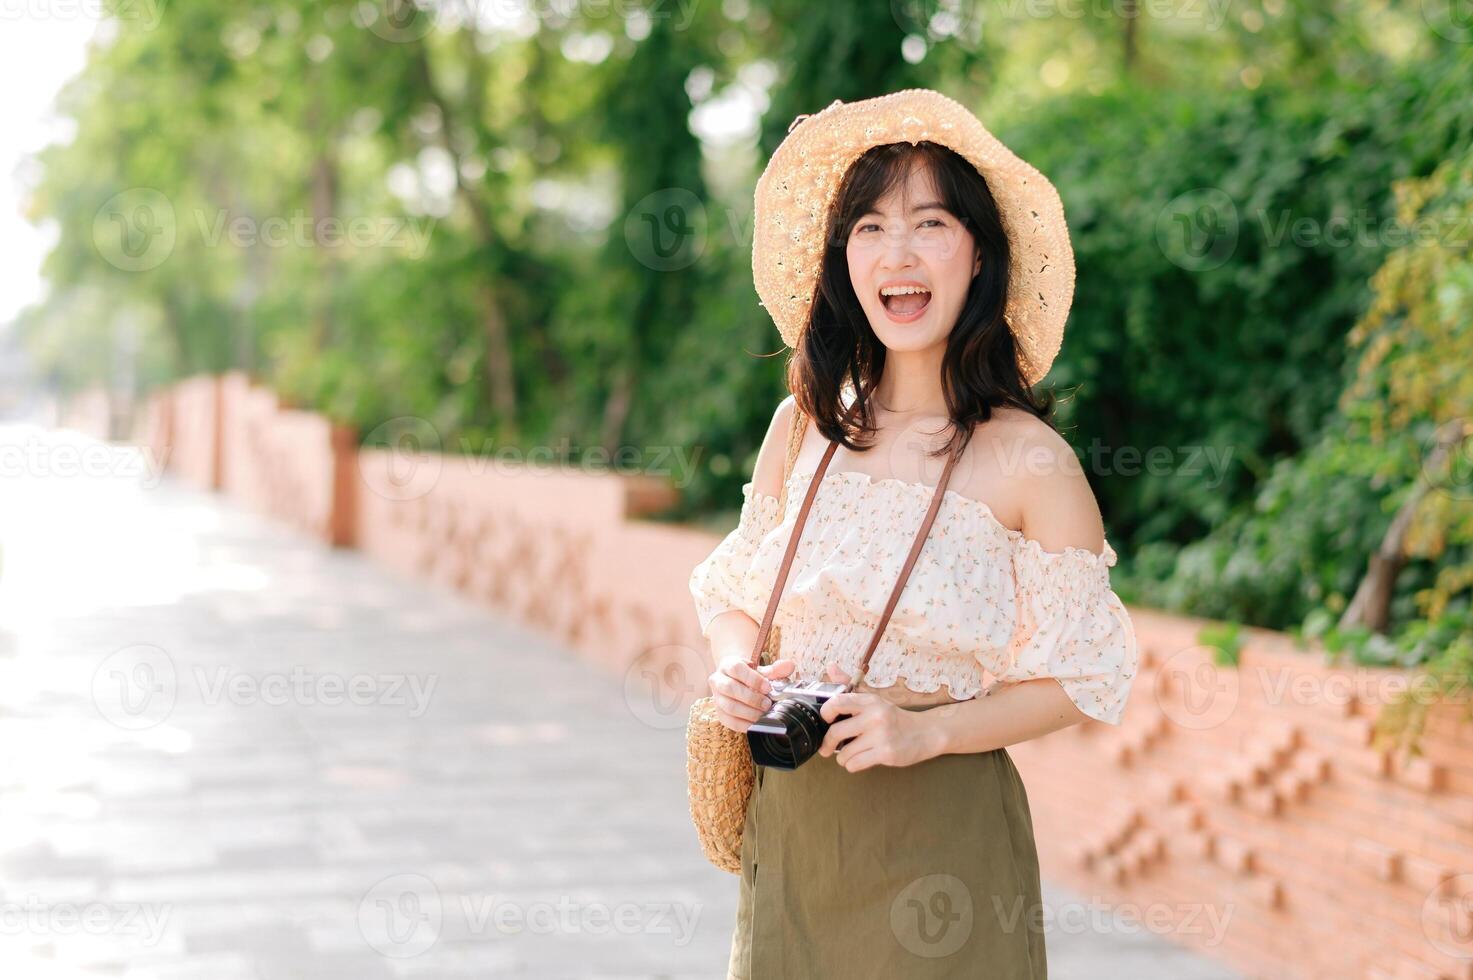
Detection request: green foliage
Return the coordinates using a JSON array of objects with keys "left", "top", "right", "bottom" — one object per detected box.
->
[
  {"left": 1002, "top": 42, "right": 1473, "bottom": 554},
  {"left": 1375, "top": 628, "right": 1473, "bottom": 760},
  {"left": 1143, "top": 103, "right": 1473, "bottom": 754},
  {"left": 1124, "top": 421, "right": 1415, "bottom": 628},
  {"left": 14, "top": 1, "right": 1473, "bottom": 690},
  {"left": 1346, "top": 138, "right": 1473, "bottom": 746},
  {"left": 1197, "top": 620, "right": 1243, "bottom": 667}
]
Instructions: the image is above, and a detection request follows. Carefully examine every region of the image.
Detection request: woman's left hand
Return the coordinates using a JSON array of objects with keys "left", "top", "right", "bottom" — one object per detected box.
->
[{"left": 817, "top": 662, "right": 938, "bottom": 772}]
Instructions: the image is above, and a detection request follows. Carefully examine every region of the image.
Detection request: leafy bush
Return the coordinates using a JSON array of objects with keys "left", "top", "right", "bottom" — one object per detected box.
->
[{"left": 1002, "top": 42, "right": 1473, "bottom": 558}]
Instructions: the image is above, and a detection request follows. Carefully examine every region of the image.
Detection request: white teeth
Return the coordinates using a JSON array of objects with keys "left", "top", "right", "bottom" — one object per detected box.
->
[{"left": 879, "top": 285, "right": 931, "bottom": 296}]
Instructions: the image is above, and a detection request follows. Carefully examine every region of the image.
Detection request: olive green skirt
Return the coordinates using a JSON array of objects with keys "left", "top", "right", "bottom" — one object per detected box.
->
[{"left": 727, "top": 705, "right": 1048, "bottom": 979}]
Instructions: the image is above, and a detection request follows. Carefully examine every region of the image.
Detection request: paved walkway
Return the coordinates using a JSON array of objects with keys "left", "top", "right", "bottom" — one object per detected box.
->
[{"left": 0, "top": 425, "right": 1241, "bottom": 978}]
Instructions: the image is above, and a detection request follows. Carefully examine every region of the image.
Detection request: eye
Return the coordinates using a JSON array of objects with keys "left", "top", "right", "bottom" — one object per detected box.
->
[
  {"left": 854, "top": 222, "right": 880, "bottom": 234},
  {"left": 919, "top": 218, "right": 945, "bottom": 228}
]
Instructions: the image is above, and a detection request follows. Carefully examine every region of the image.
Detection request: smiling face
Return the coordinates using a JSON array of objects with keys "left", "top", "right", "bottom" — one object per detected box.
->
[{"left": 844, "top": 159, "right": 982, "bottom": 353}]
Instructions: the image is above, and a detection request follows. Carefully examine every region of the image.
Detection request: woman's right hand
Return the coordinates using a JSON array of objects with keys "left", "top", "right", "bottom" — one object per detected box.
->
[{"left": 708, "top": 654, "right": 797, "bottom": 732}]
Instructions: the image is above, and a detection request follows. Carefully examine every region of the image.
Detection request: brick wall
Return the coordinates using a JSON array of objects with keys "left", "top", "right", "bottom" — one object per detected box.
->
[
  {"left": 1012, "top": 610, "right": 1473, "bottom": 980},
  {"left": 217, "top": 372, "right": 355, "bottom": 545},
  {"left": 166, "top": 375, "right": 223, "bottom": 491},
  {"left": 352, "top": 446, "right": 701, "bottom": 675},
  {"left": 134, "top": 388, "right": 173, "bottom": 470},
  {"left": 129, "top": 375, "right": 1473, "bottom": 980}
]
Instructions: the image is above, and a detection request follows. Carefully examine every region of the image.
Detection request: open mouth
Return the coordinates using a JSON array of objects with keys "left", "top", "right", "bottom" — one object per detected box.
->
[{"left": 879, "top": 285, "right": 932, "bottom": 321}]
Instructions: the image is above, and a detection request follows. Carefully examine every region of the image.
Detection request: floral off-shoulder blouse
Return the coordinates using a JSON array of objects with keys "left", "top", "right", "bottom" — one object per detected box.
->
[{"left": 688, "top": 465, "right": 1139, "bottom": 725}]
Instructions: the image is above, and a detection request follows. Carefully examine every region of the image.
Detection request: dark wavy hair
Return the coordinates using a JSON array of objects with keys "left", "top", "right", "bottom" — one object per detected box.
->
[{"left": 787, "top": 140, "right": 1056, "bottom": 464}]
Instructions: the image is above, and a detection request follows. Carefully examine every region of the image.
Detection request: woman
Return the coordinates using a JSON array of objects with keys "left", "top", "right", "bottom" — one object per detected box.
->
[{"left": 688, "top": 91, "right": 1138, "bottom": 979}]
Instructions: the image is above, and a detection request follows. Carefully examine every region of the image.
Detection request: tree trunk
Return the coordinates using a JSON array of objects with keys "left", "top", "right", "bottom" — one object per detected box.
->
[
  {"left": 404, "top": 13, "right": 518, "bottom": 428},
  {"left": 1122, "top": 0, "right": 1139, "bottom": 74},
  {"left": 307, "top": 87, "right": 339, "bottom": 352},
  {"left": 600, "top": 363, "right": 635, "bottom": 458},
  {"left": 479, "top": 282, "right": 517, "bottom": 434},
  {"left": 1340, "top": 421, "right": 1469, "bottom": 633}
]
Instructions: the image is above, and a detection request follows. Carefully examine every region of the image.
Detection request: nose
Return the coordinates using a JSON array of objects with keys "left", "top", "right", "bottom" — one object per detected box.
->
[{"left": 879, "top": 229, "right": 919, "bottom": 270}]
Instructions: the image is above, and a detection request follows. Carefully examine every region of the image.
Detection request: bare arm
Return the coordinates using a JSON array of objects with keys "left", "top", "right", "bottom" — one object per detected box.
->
[
  {"left": 705, "top": 609, "right": 761, "bottom": 673},
  {"left": 918, "top": 678, "right": 1083, "bottom": 757},
  {"left": 703, "top": 396, "right": 802, "bottom": 729},
  {"left": 704, "top": 394, "right": 796, "bottom": 660}
]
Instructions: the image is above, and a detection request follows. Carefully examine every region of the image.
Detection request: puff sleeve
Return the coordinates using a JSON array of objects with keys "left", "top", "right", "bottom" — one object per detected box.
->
[
  {"left": 997, "top": 538, "right": 1139, "bottom": 725},
  {"left": 687, "top": 481, "right": 783, "bottom": 640}
]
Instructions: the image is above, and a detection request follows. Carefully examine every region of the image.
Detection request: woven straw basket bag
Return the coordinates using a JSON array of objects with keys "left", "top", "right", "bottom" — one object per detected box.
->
[{"left": 685, "top": 405, "right": 807, "bottom": 874}]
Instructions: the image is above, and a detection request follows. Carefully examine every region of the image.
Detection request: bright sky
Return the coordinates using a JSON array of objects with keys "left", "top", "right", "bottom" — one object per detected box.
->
[{"left": 0, "top": 16, "right": 99, "bottom": 329}]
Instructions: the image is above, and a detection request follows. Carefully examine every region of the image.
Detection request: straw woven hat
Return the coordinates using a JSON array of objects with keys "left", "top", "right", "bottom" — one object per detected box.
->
[{"left": 752, "top": 89, "right": 1076, "bottom": 385}]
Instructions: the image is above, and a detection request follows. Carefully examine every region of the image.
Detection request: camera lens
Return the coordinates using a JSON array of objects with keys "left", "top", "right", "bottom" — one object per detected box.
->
[{"left": 748, "top": 696, "right": 829, "bottom": 770}]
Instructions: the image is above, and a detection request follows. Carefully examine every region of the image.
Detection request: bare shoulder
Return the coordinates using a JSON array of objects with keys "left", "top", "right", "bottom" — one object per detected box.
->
[
  {"left": 975, "top": 408, "right": 1106, "bottom": 557},
  {"left": 749, "top": 395, "right": 799, "bottom": 501},
  {"left": 980, "top": 406, "right": 1059, "bottom": 445},
  {"left": 773, "top": 393, "right": 797, "bottom": 430}
]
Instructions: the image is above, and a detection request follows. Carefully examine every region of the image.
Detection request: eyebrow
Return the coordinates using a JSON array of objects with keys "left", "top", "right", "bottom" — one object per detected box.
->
[{"left": 858, "top": 201, "right": 949, "bottom": 218}]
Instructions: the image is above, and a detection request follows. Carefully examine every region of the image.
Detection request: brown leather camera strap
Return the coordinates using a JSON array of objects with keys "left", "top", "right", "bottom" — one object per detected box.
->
[
  {"left": 747, "top": 435, "right": 839, "bottom": 668},
  {"left": 851, "top": 438, "right": 962, "bottom": 690},
  {"left": 747, "top": 422, "right": 965, "bottom": 695}
]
